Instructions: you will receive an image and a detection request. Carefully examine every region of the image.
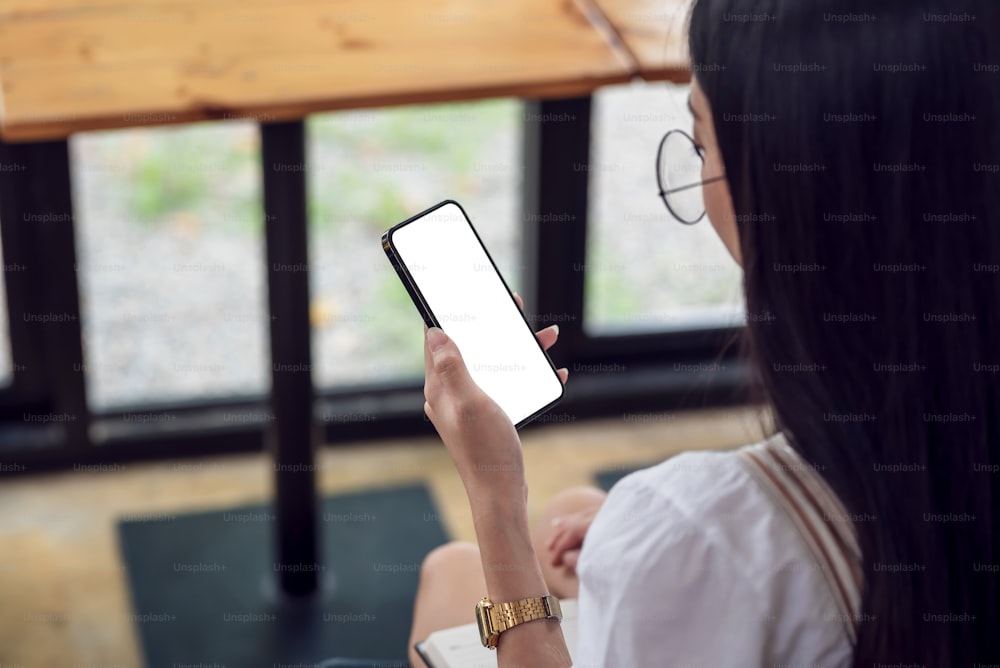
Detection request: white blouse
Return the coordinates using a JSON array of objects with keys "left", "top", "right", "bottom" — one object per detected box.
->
[{"left": 575, "top": 435, "right": 860, "bottom": 668}]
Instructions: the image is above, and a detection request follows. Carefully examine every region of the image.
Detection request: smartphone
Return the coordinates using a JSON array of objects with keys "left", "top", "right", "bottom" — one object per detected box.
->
[{"left": 382, "top": 200, "right": 564, "bottom": 428}]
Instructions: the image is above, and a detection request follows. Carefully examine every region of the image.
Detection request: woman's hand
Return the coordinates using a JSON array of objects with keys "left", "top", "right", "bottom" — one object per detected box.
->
[
  {"left": 546, "top": 508, "right": 599, "bottom": 571},
  {"left": 422, "top": 293, "right": 567, "bottom": 503},
  {"left": 423, "top": 325, "right": 524, "bottom": 502},
  {"left": 423, "top": 296, "right": 574, "bottom": 668}
]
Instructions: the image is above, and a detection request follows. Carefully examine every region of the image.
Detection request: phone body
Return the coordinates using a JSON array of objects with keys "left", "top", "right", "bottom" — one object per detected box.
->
[{"left": 382, "top": 200, "right": 564, "bottom": 428}]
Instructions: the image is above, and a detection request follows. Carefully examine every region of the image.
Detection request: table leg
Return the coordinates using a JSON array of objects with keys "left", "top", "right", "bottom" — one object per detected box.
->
[
  {"left": 260, "top": 121, "right": 320, "bottom": 596},
  {"left": 0, "top": 137, "right": 89, "bottom": 448}
]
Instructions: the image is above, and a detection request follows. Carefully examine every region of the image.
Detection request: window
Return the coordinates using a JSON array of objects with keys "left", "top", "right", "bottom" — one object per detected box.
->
[
  {"left": 72, "top": 123, "right": 268, "bottom": 409},
  {"left": 585, "top": 82, "right": 744, "bottom": 335}
]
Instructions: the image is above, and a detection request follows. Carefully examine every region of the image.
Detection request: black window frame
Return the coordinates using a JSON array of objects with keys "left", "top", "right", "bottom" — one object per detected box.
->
[{"left": 0, "top": 95, "right": 751, "bottom": 476}]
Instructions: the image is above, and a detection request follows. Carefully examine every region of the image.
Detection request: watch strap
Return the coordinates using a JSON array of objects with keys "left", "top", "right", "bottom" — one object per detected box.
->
[{"left": 489, "top": 594, "right": 562, "bottom": 633}]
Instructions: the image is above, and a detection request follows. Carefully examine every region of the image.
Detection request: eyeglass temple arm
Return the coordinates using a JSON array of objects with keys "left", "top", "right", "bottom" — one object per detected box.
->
[{"left": 658, "top": 174, "right": 727, "bottom": 197}]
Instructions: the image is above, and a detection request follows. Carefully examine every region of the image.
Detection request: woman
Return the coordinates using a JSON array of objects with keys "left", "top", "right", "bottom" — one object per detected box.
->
[{"left": 410, "top": 0, "right": 999, "bottom": 665}]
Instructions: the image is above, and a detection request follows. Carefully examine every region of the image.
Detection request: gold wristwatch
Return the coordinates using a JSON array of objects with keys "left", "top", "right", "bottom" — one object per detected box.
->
[{"left": 475, "top": 595, "right": 562, "bottom": 649}]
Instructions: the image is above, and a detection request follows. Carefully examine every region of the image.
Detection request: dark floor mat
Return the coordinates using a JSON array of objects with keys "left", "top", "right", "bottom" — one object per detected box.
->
[
  {"left": 594, "top": 467, "right": 639, "bottom": 491},
  {"left": 118, "top": 483, "right": 447, "bottom": 667}
]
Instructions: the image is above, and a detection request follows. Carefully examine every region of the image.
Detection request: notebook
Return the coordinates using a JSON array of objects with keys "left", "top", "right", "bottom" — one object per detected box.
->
[{"left": 413, "top": 598, "right": 578, "bottom": 668}]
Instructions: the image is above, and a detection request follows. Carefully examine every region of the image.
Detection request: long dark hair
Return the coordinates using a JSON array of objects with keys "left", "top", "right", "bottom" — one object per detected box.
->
[{"left": 689, "top": 0, "right": 999, "bottom": 664}]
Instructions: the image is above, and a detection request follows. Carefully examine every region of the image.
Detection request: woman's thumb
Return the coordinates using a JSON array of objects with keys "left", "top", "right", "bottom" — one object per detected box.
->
[
  {"left": 427, "top": 327, "right": 473, "bottom": 390},
  {"left": 427, "top": 327, "right": 450, "bottom": 354}
]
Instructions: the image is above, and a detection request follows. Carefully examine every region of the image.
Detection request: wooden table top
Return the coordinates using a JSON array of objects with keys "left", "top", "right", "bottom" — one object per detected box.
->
[
  {"left": 589, "top": 0, "right": 691, "bottom": 82},
  {"left": 0, "top": 0, "right": 644, "bottom": 141}
]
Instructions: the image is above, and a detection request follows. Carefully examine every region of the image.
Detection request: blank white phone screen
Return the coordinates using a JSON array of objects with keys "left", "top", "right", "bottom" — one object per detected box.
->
[{"left": 390, "top": 202, "right": 563, "bottom": 426}]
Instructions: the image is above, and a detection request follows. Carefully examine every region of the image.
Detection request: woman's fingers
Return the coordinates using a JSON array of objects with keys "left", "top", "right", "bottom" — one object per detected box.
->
[
  {"left": 562, "top": 549, "right": 581, "bottom": 570},
  {"left": 549, "top": 511, "right": 595, "bottom": 545},
  {"left": 547, "top": 515, "right": 588, "bottom": 563},
  {"left": 550, "top": 533, "right": 581, "bottom": 562},
  {"left": 514, "top": 292, "right": 564, "bottom": 355},
  {"left": 535, "top": 324, "right": 559, "bottom": 350},
  {"left": 547, "top": 524, "right": 567, "bottom": 552},
  {"left": 557, "top": 368, "right": 569, "bottom": 385}
]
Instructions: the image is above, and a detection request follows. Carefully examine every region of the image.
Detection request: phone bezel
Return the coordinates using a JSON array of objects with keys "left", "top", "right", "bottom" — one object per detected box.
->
[{"left": 381, "top": 199, "right": 565, "bottom": 429}]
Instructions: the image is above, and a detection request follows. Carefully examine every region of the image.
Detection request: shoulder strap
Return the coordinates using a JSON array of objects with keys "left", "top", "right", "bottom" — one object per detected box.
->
[{"left": 737, "top": 434, "right": 863, "bottom": 643}]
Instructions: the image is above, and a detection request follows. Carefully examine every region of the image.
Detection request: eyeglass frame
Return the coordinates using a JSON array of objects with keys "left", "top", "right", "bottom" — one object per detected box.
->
[{"left": 656, "top": 128, "right": 726, "bottom": 225}]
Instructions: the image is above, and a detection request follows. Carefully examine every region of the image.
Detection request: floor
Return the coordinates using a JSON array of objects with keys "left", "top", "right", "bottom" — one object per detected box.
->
[{"left": 0, "top": 406, "right": 767, "bottom": 667}]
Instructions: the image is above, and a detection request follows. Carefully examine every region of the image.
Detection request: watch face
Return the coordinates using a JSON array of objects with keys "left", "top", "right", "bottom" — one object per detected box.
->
[{"left": 475, "top": 600, "right": 498, "bottom": 648}]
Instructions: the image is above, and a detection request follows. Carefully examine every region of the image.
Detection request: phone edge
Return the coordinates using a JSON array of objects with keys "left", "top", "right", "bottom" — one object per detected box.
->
[
  {"left": 382, "top": 200, "right": 566, "bottom": 429},
  {"left": 382, "top": 229, "right": 441, "bottom": 331}
]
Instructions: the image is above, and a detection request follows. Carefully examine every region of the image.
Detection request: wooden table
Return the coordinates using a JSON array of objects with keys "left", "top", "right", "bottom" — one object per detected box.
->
[
  {"left": 589, "top": 0, "right": 693, "bottom": 82},
  {"left": 0, "top": 0, "right": 691, "bottom": 599},
  {"left": 0, "top": 0, "right": 639, "bottom": 140}
]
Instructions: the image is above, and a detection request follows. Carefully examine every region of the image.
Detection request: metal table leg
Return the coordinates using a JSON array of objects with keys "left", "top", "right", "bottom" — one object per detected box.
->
[
  {"left": 0, "top": 137, "right": 89, "bottom": 450},
  {"left": 260, "top": 120, "right": 320, "bottom": 596}
]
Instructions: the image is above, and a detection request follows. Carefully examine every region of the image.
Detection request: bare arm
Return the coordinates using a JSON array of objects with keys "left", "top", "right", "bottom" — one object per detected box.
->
[
  {"left": 423, "top": 323, "right": 572, "bottom": 667},
  {"left": 470, "top": 494, "right": 572, "bottom": 668}
]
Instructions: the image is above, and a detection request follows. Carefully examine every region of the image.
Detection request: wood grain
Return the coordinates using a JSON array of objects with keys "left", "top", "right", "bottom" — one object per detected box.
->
[
  {"left": 587, "top": 0, "right": 692, "bottom": 82},
  {"left": 0, "top": 0, "right": 633, "bottom": 140}
]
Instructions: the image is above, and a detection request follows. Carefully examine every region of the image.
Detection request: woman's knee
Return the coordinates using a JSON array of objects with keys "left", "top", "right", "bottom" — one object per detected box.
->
[
  {"left": 418, "top": 540, "right": 481, "bottom": 585},
  {"left": 410, "top": 542, "right": 484, "bottom": 667}
]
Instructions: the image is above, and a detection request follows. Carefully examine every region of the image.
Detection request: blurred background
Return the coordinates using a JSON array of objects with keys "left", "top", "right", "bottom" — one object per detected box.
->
[
  {"left": 66, "top": 84, "right": 742, "bottom": 410},
  {"left": 0, "top": 1, "right": 766, "bottom": 666}
]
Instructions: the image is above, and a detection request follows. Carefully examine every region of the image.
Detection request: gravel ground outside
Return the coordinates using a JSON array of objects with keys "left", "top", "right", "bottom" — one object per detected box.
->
[{"left": 66, "top": 81, "right": 743, "bottom": 410}]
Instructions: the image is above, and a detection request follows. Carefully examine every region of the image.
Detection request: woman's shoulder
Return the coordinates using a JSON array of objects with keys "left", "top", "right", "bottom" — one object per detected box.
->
[
  {"left": 575, "top": 434, "right": 856, "bottom": 666},
  {"left": 588, "top": 433, "right": 859, "bottom": 583},
  {"left": 580, "top": 436, "right": 800, "bottom": 589},
  {"left": 597, "top": 438, "right": 776, "bottom": 536},
  {"left": 579, "top": 443, "right": 775, "bottom": 601},
  {"left": 615, "top": 442, "right": 758, "bottom": 505},
  {"left": 597, "top": 433, "right": 857, "bottom": 552}
]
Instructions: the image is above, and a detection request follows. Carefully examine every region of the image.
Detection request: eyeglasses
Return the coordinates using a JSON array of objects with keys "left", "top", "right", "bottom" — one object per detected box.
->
[{"left": 656, "top": 129, "right": 726, "bottom": 225}]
